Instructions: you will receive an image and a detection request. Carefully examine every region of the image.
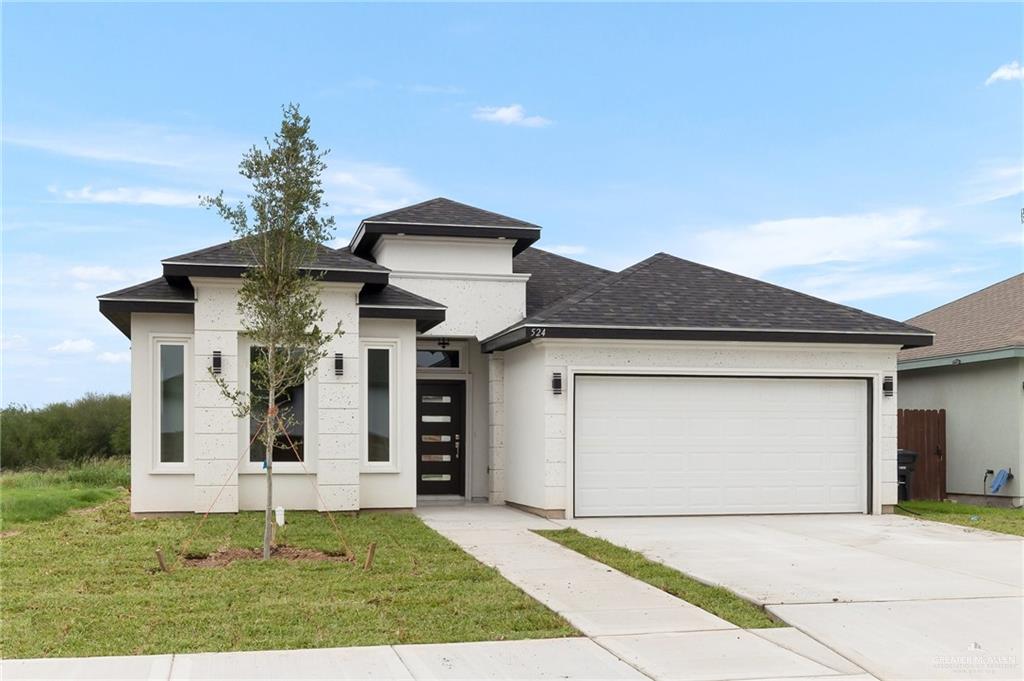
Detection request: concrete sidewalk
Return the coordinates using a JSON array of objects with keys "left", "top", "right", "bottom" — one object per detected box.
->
[
  {"left": 2, "top": 638, "right": 646, "bottom": 680},
  {"left": 417, "top": 505, "right": 871, "bottom": 681}
]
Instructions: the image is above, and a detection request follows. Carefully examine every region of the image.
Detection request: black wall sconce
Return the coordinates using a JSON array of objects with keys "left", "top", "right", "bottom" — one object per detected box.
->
[
  {"left": 334, "top": 353, "right": 344, "bottom": 376},
  {"left": 211, "top": 351, "right": 222, "bottom": 375},
  {"left": 882, "top": 376, "right": 894, "bottom": 397},
  {"left": 552, "top": 372, "right": 563, "bottom": 395}
]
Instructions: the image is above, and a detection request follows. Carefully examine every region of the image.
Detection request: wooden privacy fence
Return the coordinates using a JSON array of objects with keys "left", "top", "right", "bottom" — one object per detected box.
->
[{"left": 897, "top": 409, "right": 947, "bottom": 501}]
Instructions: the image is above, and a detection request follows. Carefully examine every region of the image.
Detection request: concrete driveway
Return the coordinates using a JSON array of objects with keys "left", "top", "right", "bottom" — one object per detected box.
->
[{"left": 569, "top": 513, "right": 1023, "bottom": 681}]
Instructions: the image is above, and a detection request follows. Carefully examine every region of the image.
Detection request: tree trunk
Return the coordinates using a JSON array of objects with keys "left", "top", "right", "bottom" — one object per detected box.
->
[{"left": 263, "top": 370, "right": 276, "bottom": 560}]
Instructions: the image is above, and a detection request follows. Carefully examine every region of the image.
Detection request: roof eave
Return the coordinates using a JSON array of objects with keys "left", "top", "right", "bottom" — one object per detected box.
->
[
  {"left": 349, "top": 221, "right": 540, "bottom": 259},
  {"left": 161, "top": 262, "right": 389, "bottom": 285},
  {"left": 358, "top": 305, "right": 446, "bottom": 333},
  {"left": 482, "top": 325, "right": 935, "bottom": 353},
  {"left": 898, "top": 346, "right": 1024, "bottom": 371},
  {"left": 98, "top": 299, "right": 195, "bottom": 339}
]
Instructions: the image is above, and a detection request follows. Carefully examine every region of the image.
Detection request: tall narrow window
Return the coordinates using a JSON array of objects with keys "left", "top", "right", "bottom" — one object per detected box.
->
[
  {"left": 249, "top": 346, "right": 305, "bottom": 463},
  {"left": 159, "top": 344, "right": 185, "bottom": 463},
  {"left": 367, "top": 348, "right": 391, "bottom": 463}
]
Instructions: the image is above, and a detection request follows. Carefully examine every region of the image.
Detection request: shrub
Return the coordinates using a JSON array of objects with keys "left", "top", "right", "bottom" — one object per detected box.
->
[{"left": 1, "top": 394, "right": 130, "bottom": 470}]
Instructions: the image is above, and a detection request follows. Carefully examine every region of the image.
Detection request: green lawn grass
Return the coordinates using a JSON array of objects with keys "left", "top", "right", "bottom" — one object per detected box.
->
[
  {"left": 535, "top": 528, "right": 780, "bottom": 629},
  {"left": 897, "top": 500, "right": 1024, "bottom": 537},
  {"left": 1, "top": 472, "right": 575, "bottom": 659},
  {"left": 1, "top": 459, "right": 129, "bottom": 527}
]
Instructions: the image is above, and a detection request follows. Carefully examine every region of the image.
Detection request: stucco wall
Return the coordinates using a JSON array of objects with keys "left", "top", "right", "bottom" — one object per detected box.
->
[
  {"left": 359, "top": 318, "right": 418, "bottom": 509},
  {"left": 129, "top": 313, "right": 195, "bottom": 513},
  {"left": 372, "top": 236, "right": 514, "bottom": 275},
  {"left": 372, "top": 236, "right": 527, "bottom": 340},
  {"left": 500, "top": 339, "right": 901, "bottom": 516},
  {"left": 388, "top": 273, "right": 528, "bottom": 340},
  {"left": 502, "top": 343, "right": 548, "bottom": 509},
  {"left": 898, "top": 358, "right": 1023, "bottom": 500},
  {"left": 466, "top": 339, "right": 491, "bottom": 501}
]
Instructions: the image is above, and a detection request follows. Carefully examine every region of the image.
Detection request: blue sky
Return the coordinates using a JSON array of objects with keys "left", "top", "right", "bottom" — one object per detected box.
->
[{"left": 2, "top": 3, "right": 1021, "bottom": 407}]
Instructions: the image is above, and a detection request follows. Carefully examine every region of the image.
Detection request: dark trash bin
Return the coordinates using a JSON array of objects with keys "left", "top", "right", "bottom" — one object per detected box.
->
[{"left": 897, "top": 449, "right": 918, "bottom": 502}]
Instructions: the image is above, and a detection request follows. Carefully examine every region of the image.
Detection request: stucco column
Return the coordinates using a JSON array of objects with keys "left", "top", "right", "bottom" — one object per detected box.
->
[
  {"left": 192, "top": 281, "right": 241, "bottom": 513},
  {"left": 487, "top": 354, "right": 506, "bottom": 504},
  {"left": 315, "top": 285, "right": 362, "bottom": 511}
]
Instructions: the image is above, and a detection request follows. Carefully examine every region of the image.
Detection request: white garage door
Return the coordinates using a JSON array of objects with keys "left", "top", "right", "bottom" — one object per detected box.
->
[{"left": 574, "top": 375, "right": 868, "bottom": 517}]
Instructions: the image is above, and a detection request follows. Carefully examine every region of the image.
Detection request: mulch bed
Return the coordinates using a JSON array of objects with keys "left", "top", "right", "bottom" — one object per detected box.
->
[{"left": 183, "top": 545, "right": 353, "bottom": 567}]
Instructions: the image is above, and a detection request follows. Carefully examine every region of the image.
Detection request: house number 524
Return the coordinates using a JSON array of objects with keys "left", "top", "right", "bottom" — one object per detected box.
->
[{"left": 529, "top": 327, "right": 547, "bottom": 337}]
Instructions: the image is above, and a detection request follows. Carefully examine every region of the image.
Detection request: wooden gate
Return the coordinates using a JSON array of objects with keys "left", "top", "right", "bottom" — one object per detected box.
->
[{"left": 897, "top": 409, "right": 947, "bottom": 500}]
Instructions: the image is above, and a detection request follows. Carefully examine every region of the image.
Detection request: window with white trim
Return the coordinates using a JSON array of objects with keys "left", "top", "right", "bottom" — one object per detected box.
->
[
  {"left": 362, "top": 341, "right": 397, "bottom": 467},
  {"left": 155, "top": 338, "right": 189, "bottom": 466}
]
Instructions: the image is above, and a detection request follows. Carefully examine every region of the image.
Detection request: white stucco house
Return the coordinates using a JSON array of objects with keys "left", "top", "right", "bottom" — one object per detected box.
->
[
  {"left": 898, "top": 273, "right": 1023, "bottom": 506},
  {"left": 99, "top": 198, "right": 933, "bottom": 518}
]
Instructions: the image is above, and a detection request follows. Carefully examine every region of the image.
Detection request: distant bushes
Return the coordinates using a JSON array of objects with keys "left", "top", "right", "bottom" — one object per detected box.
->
[{"left": 1, "top": 394, "right": 130, "bottom": 470}]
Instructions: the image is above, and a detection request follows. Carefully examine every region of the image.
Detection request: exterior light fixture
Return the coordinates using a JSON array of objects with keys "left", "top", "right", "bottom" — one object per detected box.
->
[
  {"left": 552, "top": 372, "right": 563, "bottom": 395},
  {"left": 211, "top": 351, "right": 222, "bottom": 375},
  {"left": 882, "top": 376, "right": 894, "bottom": 397},
  {"left": 437, "top": 337, "right": 451, "bottom": 349},
  {"left": 334, "top": 353, "right": 344, "bottom": 376}
]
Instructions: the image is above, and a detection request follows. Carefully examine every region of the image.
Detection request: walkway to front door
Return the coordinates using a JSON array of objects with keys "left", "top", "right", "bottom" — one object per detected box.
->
[{"left": 416, "top": 380, "right": 465, "bottom": 495}]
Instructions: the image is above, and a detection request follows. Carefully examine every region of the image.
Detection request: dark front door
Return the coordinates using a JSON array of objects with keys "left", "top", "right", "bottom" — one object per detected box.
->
[{"left": 417, "top": 380, "right": 465, "bottom": 495}]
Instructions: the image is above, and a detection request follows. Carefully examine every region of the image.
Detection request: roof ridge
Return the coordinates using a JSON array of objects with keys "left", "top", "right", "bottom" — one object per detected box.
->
[
  {"left": 905, "top": 272, "right": 1024, "bottom": 323},
  {"left": 527, "top": 253, "right": 665, "bottom": 323},
  {"left": 653, "top": 252, "right": 934, "bottom": 335},
  {"left": 363, "top": 197, "right": 446, "bottom": 222}
]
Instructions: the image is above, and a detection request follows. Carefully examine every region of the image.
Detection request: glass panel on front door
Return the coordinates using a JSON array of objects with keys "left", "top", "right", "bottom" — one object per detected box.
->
[{"left": 416, "top": 381, "right": 465, "bottom": 495}]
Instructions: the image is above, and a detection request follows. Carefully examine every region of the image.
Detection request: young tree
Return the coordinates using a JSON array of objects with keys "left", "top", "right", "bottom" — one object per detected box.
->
[{"left": 202, "top": 104, "right": 340, "bottom": 559}]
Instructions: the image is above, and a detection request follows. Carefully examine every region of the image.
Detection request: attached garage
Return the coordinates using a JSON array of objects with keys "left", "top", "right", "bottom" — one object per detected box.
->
[
  {"left": 573, "top": 375, "right": 870, "bottom": 517},
  {"left": 483, "top": 251, "right": 934, "bottom": 517}
]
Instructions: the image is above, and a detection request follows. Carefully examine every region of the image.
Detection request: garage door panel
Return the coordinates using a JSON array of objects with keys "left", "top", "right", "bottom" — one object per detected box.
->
[{"left": 574, "top": 376, "right": 868, "bottom": 517}]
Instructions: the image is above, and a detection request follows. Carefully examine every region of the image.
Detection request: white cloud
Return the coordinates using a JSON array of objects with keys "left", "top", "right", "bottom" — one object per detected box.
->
[
  {"left": 49, "top": 338, "right": 96, "bottom": 353},
  {"left": 70, "top": 265, "right": 128, "bottom": 282},
  {"left": 985, "top": 60, "right": 1024, "bottom": 85},
  {"left": 4, "top": 122, "right": 242, "bottom": 169},
  {"left": 795, "top": 269, "right": 955, "bottom": 303},
  {"left": 57, "top": 185, "right": 200, "bottom": 207},
  {"left": 546, "top": 244, "right": 588, "bottom": 256},
  {"left": 1, "top": 334, "right": 28, "bottom": 351},
  {"left": 962, "top": 162, "right": 1022, "bottom": 204},
  {"left": 325, "top": 162, "right": 428, "bottom": 218},
  {"left": 97, "top": 351, "right": 131, "bottom": 364},
  {"left": 688, "top": 209, "right": 937, "bottom": 279},
  {"left": 472, "top": 104, "right": 551, "bottom": 128}
]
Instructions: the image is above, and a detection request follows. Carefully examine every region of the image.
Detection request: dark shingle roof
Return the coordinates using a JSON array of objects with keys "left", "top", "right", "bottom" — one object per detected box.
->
[
  {"left": 352, "top": 198, "right": 541, "bottom": 257},
  {"left": 900, "top": 273, "right": 1023, "bottom": 362},
  {"left": 483, "top": 252, "right": 933, "bottom": 351},
  {"left": 522, "top": 253, "right": 930, "bottom": 333},
  {"left": 98, "top": 277, "right": 194, "bottom": 302},
  {"left": 98, "top": 278, "right": 195, "bottom": 338},
  {"left": 359, "top": 284, "right": 445, "bottom": 310},
  {"left": 513, "top": 247, "right": 612, "bottom": 315},
  {"left": 163, "top": 240, "right": 387, "bottom": 272},
  {"left": 363, "top": 197, "right": 539, "bottom": 229},
  {"left": 358, "top": 284, "right": 446, "bottom": 332}
]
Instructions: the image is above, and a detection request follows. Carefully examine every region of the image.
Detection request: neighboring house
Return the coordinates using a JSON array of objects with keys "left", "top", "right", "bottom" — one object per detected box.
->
[
  {"left": 99, "top": 198, "right": 932, "bottom": 518},
  {"left": 898, "top": 274, "right": 1024, "bottom": 507}
]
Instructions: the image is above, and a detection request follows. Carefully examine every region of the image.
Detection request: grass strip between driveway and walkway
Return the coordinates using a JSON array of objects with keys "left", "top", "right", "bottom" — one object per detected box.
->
[
  {"left": 535, "top": 528, "right": 781, "bottom": 629},
  {"left": 897, "top": 500, "right": 1024, "bottom": 537},
  {"left": 1, "top": 463, "right": 575, "bottom": 659}
]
